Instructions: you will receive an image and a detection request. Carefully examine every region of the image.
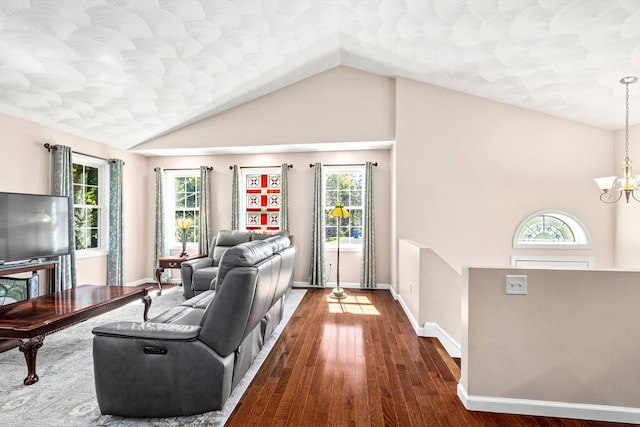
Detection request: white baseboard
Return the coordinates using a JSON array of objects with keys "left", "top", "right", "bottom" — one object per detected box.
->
[
  {"left": 423, "top": 322, "right": 461, "bottom": 358},
  {"left": 396, "top": 294, "right": 424, "bottom": 335},
  {"left": 292, "top": 281, "right": 392, "bottom": 290},
  {"left": 395, "top": 294, "right": 462, "bottom": 358},
  {"left": 457, "top": 384, "right": 640, "bottom": 425}
]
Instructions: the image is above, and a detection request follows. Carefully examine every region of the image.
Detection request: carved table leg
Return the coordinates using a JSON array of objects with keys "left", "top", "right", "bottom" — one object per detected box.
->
[
  {"left": 155, "top": 267, "right": 164, "bottom": 296},
  {"left": 19, "top": 335, "right": 45, "bottom": 385},
  {"left": 142, "top": 294, "right": 152, "bottom": 321}
]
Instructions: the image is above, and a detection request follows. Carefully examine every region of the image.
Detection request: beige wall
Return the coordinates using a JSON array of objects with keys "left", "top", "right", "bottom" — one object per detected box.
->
[
  {"left": 133, "top": 66, "right": 396, "bottom": 151},
  {"left": 613, "top": 124, "right": 640, "bottom": 268},
  {"left": 4, "top": 65, "right": 635, "bottom": 285},
  {"left": 143, "top": 66, "right": 635, "bottom": 289},
  {"left": 461, "top": 266, "right": 640, "bottom": 422},
  {"left": 0, "top": 113, "right": 150, "bottom": 286},
  {"left": 395, "top": 77, "right": 619, "bottom": 277},
  {"left": 0, "top": 111, "right": 392, "bottom": 286},
  {"left": 147, "top": 149, "right": 392, "bottom": 285}
]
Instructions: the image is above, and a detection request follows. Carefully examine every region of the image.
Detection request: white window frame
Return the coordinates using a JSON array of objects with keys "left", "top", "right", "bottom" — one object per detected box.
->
[
  {"left": 72, "top": 154, "right": 109, "bottom": 259},
  {"left": 513, "top": 210, "right": 591, "bottom": 249},
  {"left": 510, "top": 255, "right": 594, "bottom": 268},
  {"left": 239, "top": 167, "right": 282, "bottom": 231},
  {"left": 323, "top": 165, "right": 365, "bottom": 251},
  {"left": 165, "top": 169, "right": 200, "bottom": 251}
]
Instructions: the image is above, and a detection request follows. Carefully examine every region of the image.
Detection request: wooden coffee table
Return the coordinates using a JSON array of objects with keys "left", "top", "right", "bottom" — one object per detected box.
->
[{"left": 0, "top": 284, "right": 153, "bottom": 385}]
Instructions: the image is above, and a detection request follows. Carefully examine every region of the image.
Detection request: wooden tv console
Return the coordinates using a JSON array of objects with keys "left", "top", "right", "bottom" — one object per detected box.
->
[{"left": 0, "top": 284, "right": 153, "bottom": 385}]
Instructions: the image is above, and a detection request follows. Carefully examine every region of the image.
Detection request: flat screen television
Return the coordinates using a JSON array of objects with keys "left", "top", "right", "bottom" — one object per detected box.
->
[{"left": 0, "top": 192, "right": 71, "bottom": 264}]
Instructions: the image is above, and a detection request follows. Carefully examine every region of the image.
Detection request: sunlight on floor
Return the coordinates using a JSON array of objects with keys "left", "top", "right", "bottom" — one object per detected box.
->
[{"left": 326, "top": 294, "right": 380, "bottom": 315}]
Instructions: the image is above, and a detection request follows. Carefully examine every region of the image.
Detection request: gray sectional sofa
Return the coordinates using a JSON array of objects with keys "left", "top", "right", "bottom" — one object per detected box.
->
[{"left": 91, "top": 235, "right": 295, "bottom": 417}]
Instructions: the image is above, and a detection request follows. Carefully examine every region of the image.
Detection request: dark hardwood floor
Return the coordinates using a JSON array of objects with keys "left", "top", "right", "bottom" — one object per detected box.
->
[{"left": 226, "top": 288, "right": 630, "bottom": 427}]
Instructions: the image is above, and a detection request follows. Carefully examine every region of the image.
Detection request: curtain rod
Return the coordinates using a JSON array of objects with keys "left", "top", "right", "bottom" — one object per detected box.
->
[
  {"left": 44, "top": 143, "right": 124, "bottom": 165},
  {"left": 229, "top": 164, "right": 293, "bottom": 170},
  {"left": 309, "top": 162, "right": 378, "bottom": 167},
  {"left": 154, "top": 167, "right": 213, "bottom": 172}
]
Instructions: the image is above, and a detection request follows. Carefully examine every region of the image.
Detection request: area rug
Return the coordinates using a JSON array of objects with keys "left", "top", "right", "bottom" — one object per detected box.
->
[{"left": 0, "top": 286, "right": 306, "bottom": 427}]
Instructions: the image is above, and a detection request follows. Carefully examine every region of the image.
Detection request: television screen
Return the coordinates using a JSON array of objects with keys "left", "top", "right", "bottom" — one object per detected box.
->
[{"left": 0, "top": 192, "right": 71, "bottom": 263}]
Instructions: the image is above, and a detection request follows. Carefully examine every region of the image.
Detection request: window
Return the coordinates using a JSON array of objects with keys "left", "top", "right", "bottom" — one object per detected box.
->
[
  {"left": 240, "top": 168, "right": 282, "bottom": 231},
  {"left": 166, "top": 170, "right": 200, "bottom": 248},
  {"left": 72, "top": 154, "right": 109, "bottom": 256},
  {"left": 324, "top": 166, "right": 365, "bottom": 247},
  {"left": 513, "top": 210, "right": 590, "bottom": 248}
]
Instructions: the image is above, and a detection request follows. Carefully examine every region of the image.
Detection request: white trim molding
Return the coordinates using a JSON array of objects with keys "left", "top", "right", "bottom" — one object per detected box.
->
[
  {"left": 423, "top": 322, "right": 461, "bottom": 358},
  {"left": 396, "top": 293, "right": 423, "bottom": 335},
  {"left": 293, "top": 281, "right": 393, "bottom": 290},
  {"left": 457, "top": 384, "right": 640, "bottom": 425},
  {"left": 395, "top": 292, "right": 462, "bottom": 358},
  {"left": 510, "top": 255, "right": 594, "bottom": 268}
]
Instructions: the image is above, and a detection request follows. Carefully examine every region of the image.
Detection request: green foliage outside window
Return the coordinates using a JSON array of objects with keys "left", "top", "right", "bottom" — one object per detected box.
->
[
  {"left": 72, "top": 163, "right": 100, "bottom": 250},
  {"left": 324, "top": 170, "right": 364, "bottom": 244},
  {"left": 174, "top": 176, "right": 200, "bottom": 243}
]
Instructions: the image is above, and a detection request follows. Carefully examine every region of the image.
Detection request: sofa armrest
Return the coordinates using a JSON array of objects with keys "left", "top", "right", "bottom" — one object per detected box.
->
[
  {"left": 181, "top": 257, "right": 214, "bottom": 299},
  {"left": 92, "top": 321, "right": 201, "bottom": 341},
  {"left": 183, "top": 257, "right": 214, "bottom": 271}
]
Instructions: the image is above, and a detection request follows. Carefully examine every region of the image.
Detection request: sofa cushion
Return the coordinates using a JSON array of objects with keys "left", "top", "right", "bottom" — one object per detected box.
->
[
  {"left": 250, "top": 230, "right": 286, "bottom": 241},
  {"left": 181, "top": 290, "right": 216, "bottom": 310},
  {"left": 264, "top": 235, "right": 290, "bottom": 252},
  {"left": 211, "top": 230, "right": 252, "bottom": 265},
  {"left": 192, "top": 267, "right": 219, "bottom": 292},
  {"left": 148, "top": 306, "right": 207, "bottom": 325},
  {"left": 215, "top": 240, "right": 275, "bottom": 290}
]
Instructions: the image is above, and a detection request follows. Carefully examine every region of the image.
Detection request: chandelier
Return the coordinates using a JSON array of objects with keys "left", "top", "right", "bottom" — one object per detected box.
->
[{"left": 594, "top": 76, "right": 640, "bottom": 203}]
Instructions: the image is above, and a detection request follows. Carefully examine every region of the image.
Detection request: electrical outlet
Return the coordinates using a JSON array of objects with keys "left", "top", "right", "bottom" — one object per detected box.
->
[
  {"left": 505, "top": 275, "right": 527, "bottom": 295},
  {"left": 409, "top": 281, "right": 413, "bottom": 293}
]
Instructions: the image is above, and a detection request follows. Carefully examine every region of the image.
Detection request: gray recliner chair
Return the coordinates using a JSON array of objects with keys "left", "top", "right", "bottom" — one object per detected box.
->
[{"left": 180, "top": 230, "right": 252, "bottom": 299}]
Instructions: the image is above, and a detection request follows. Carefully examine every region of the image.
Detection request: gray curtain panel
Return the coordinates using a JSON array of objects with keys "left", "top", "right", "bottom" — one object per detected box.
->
[
  {"left": 231, "top": 164, "right": 240, "bottom": 230},
  {"left": 361, "top": 161, "right": 376, "bottom": 288},
  {"left": 107, "top": 159, "right": 124, "bottom": 286},
  {"left": 308, "top": 162, "right": 325, "bottom": 286},
  {"left": 281, "top": 163, "right": 289, "bottom": 232},
  {"left": 154, "top": 167, "right": 167, "bottom": 269},
  {"left": 50, "top": 144, "right": 77, "bottom": 291},
  {"left": 198, "top": 166, "right": 212, "bottom": 255}
]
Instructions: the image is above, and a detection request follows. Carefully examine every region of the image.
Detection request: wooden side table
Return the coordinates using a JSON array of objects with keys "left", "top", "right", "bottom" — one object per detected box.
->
[{"left": 155, "top": 254, "right": 204, "bottom": 296}]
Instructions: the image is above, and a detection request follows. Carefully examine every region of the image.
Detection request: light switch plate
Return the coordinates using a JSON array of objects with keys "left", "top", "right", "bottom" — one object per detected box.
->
[{"left": 505, "top": 275, "right": 527, "bottom": 295}]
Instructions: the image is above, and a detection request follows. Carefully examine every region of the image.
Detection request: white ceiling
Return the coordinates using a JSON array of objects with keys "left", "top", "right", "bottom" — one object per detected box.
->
[{"left": 1, "top": 0, "right": 639, "bottom": 152}]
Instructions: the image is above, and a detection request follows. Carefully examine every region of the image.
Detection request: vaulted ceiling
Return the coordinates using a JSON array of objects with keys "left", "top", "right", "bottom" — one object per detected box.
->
[{"left": 1, "top": 0, "right": 639, "bottom": 151}]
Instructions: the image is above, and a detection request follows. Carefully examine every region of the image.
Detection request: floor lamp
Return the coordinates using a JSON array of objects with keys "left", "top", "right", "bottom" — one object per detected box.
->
[{"left": 329, "top": 203, "right": 349, "bottom": 299}]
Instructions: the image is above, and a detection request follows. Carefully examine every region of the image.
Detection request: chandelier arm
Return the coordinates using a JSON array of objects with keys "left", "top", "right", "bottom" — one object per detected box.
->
[
  {"left": 632, "top": 190, "right": 640, "bottom": 203},
  {"left": 599, "top": 191, "right": 623, "bottom": 203}
]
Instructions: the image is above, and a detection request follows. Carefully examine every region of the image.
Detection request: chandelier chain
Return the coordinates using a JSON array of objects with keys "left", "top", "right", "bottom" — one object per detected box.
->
[{"left": 625, "top": 80, "right": 630, "bottom": 162}]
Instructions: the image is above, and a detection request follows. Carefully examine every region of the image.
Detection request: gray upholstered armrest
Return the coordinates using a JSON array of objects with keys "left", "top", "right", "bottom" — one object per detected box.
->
[
  {"left": 182, "top": 257, "right": 214, "bottom": 270},
  {"left": 92, "top": 321, "right": 201, "bottom": 340},
  {"left": 181, "top": 257, "right": 215, "bottom": 299}
]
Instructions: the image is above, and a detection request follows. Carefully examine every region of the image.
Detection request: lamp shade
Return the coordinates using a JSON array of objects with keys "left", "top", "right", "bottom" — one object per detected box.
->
[
  {"left": 176, "top": 217, "right": 193, "bottom": 231},
  {"left": 330, "top": 203, "right": 349, "bottom": 218},
  {"left": 594, "top": 176, "right": 618, "bottom": 191}
]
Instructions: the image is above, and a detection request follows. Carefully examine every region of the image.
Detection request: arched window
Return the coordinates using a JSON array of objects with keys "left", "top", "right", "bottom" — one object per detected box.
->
[{"left": 513, "top": 211, "right": 591, "bottom": 248}]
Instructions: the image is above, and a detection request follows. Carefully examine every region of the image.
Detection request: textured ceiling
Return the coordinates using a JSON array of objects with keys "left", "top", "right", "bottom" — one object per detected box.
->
[{"left": 1, "top": 0, "right": 639, "bottom": 152}]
